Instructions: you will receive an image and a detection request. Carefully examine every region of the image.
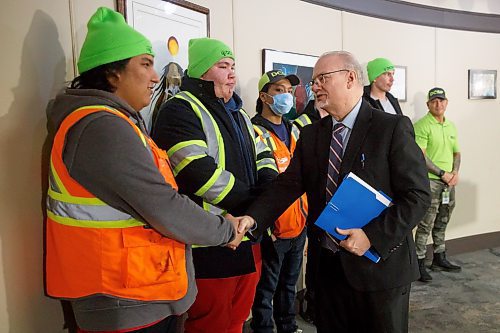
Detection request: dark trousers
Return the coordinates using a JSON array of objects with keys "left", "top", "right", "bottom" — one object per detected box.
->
[
  {"left": 315, "top": 249, "right": 410, "bottom": 333},
  {"left": 251, "top": 229, "right": 307, "bottom": 333},
  {"left": 132, "top": 316, "right": 178, "bottom": 333},
  {"left": 304, "top": 225, "right": 321, "bottom": 307},
  {"left": 77, "top": 315, "right": 178, "bottom": 333}
]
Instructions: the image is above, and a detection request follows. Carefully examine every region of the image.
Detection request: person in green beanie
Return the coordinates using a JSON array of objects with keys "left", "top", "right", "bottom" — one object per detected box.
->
[
  {"left": 363, "top": 57, "right": 403, "bottom": 115},
  {"left": 44, "top": 8, "right": 246, "bottom": 333},
  {"left": 151, "top": 38, "right": 278, "bottom": 333}
]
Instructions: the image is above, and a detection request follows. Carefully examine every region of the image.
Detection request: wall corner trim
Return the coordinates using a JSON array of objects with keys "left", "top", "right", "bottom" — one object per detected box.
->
[{"left": 301, "top": 0, "right": 500, "bottom": 33}]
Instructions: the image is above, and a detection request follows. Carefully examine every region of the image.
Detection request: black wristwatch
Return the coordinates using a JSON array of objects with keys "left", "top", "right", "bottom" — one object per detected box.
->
[{"left": 438, "top": 170, "right": 446, "bottom": 178}]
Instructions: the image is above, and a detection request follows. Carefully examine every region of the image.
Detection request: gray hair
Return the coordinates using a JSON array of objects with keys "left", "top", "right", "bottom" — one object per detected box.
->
[{"left": 320, "top": 51, "right": 364, "bottom": 86}]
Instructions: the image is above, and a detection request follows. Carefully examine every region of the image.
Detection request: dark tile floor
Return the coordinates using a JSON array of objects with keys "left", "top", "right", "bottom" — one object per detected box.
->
[{"left": 247, "top": 247, "right": 500, "bottom": 333}]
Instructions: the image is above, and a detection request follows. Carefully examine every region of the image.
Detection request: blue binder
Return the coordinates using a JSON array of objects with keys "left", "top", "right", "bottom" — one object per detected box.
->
[{"left": 314, "top": 173, "right": 392, "bottom": 263}]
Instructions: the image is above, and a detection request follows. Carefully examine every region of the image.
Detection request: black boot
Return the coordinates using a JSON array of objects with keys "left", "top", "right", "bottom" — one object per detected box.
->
[
  {"left": 430, "top": 252, "right": 461, "bottom": 272},
  {"left": 299, "top": 290, "right": 315, "bottom": 324},
  {"left": 418, "top": 259, "right": 432, "bottom": 282}
]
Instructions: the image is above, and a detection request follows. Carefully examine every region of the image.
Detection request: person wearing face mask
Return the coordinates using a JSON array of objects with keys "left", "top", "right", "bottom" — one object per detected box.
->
[
  {"left": 151, "top": 38, "right": 278, "bottom": 333},
  {"left": 363, "top": 57, "right": 403, "bottom": 115},
  {"left": 250, "top": 70, "right": 308, "bottom": 333}
]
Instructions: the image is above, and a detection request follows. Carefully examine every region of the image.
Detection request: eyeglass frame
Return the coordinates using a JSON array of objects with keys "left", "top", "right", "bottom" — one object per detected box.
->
[{"left": 309, "top": 69, "right": 350, "bottom": 87}]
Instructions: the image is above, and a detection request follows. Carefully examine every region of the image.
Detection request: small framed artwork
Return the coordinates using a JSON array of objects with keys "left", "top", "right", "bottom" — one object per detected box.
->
[
  {"left": 391, "top": 66, "right": 407, "bottom": 102},
  {"left": 468, "top": 69, "right": 497, "bottom": 99},
  {"left": 117, "top": 0, "right": 210, "bottom": 127},
  {"left": 262, "top": 49, "right": 319, "bottom": 118}
]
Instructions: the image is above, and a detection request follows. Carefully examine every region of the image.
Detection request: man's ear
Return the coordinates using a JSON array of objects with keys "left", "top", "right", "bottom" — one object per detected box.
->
[
  {"left": 259, "top": 92, "right": 270, "bottom": 104},
  {"left": 346, "top": 70, "right": 356, "bottom": 89},
  {"left": 107, "top": 71, "right": 121, "bottom": 91}
]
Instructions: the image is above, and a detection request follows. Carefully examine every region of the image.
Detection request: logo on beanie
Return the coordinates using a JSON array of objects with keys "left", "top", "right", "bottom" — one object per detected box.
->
[{"left": 221, "top": 50, "right": 232, "bottom": 57}]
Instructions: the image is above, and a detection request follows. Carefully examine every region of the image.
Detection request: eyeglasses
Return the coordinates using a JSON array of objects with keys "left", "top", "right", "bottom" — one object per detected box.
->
[{"left": 309, "top": 69, "right": 349, "bottom": 87}]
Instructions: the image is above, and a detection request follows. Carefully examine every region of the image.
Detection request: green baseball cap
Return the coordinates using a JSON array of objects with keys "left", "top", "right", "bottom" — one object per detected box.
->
[
  {"left": 77, "top": 7, "right": 154, "bottom": 74},
  {"left": 367, "top": 58, "right": 395, "bottom": 83},
  {"left": 187, "top": 38, "right": 234, "bottom": 78},
  {"left": 258, "top": 70, "right": 300, "bottom": 92}
]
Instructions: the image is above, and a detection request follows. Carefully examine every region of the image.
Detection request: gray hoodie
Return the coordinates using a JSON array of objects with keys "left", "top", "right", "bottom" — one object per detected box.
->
[{"left": 47, "top": 88, "right": 235, "bottom": 331}]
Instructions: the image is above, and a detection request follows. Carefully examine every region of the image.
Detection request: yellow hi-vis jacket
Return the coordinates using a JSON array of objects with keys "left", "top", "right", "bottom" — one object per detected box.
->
[{"left": 167, "top": 91, "right": 277, "bottom": 244}]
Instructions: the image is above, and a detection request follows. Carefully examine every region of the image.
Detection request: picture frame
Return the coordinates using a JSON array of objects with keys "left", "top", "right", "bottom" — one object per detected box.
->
[
  {"left": 391, "top": 65, "right": 407, "bottom": 102},
  {"left": 262, "top": 49, "right": 319, "bottom": 118},
  {"left": 117, "top": 0, "right": 210, "bottom": 127},
  {"left": 468, "top": 69, "right": 497, "bottom": 99}
]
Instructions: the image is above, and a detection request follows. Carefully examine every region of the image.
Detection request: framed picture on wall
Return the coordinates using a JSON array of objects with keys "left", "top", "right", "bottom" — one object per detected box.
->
[
  {"left": 468, "top": 69, "right": 497, "bottom": 99},
  {"left": 391, "top": 66, "right": 407, "bottom": 102},
  {"left": 262, "top": 49, "right": 318, "bottom": 119},
  {"left": 117, "top": 0, "right": 209, "bottom": 127}
]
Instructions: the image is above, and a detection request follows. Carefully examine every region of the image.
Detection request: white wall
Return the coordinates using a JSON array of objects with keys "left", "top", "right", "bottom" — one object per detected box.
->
[
  {"left": 232, "top": 0, "right": 342, "bottom": 110},
  {"left": 0, "top": 0, "right": 498, "bottom": 331},
  {"left": 342, "top": 12, "right": 436, "bottom": 120},
  {"left": 434, "top": 28, "right": 500, "bottom": 239},
  {"left": 0, "top": 1, "right": 112, "bottom": 331},
  {"left": 402, "top": 0, "right": 500, "bottom": 14}
]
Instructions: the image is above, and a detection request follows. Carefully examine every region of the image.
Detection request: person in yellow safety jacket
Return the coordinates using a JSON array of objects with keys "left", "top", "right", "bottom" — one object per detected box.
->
[
  {"left": 44, "top": 8, "right": 251, "bottom": 333},
  {"left": 250, "top": 70, "right": 308, "bottom": 333},
  {"left": 151, "top": 38, "right": 278, "bottom": 333}
]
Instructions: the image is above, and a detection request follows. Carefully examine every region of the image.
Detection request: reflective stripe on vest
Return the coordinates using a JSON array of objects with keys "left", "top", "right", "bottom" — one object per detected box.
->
[
  {"left": 294, "top": 114, "right": 312, "bottom": 129},
  {"left": 47, "top": 106, "right": 149, "bottom": 228},
  {"left": 253, "top": 127, "right": 278, "bottom": 173},
  {"left": 171, "top": 92, "right": 232, "bottom": 214},
  {"left": 253, "top": 124, "right": 308, "bottom": 238},
  {"left": 171, "top": 92, "right": 274, "bottom": 244},
  {"left": 46, "top": 105, "right": 187, "bottom": 302}
]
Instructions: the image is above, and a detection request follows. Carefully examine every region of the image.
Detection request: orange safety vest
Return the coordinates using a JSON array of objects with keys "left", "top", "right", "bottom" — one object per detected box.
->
[
  {"left": 46, "top": 106, "right": 187, "bottom": 302},
  {"left": 254, "top": 125, "right": 308, "bottom": 239}
]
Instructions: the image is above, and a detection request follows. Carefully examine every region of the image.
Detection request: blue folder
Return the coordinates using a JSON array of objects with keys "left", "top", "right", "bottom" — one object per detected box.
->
[{"left": 314, "top": 173, "right": 392, "bottom": 263}]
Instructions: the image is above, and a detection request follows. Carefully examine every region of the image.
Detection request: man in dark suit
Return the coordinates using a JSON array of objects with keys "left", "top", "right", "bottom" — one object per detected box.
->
[{"left": 244, "top": 51, "right": 431, "bottom": 333}]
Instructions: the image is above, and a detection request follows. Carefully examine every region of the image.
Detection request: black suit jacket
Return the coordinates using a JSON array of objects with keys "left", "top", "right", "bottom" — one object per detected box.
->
[
  {"left": 363, "top": 85, "right": 403, "bottom": 115},
  {"left": 247, "top": 100, "right": 430, "bottom": 292}
]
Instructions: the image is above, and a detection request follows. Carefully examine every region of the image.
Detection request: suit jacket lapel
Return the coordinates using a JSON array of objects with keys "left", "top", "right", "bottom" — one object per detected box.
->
[
  {"left": 340, "top": 101, "right": 372, "bottom": 178},
  {"left": 316, "top": 116, "right": 332, "bottom": 198}
]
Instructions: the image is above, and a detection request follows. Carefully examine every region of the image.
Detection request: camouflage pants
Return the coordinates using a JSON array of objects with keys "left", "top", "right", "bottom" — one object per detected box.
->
[{"left": 414, "top": 179, "right": 456, "bottom": 259}]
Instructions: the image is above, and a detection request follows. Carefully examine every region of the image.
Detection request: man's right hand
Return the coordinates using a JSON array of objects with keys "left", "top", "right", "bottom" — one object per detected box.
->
[
  {"left": 448, "top": 171, "right": 459, "bottom": 186},
  {"left": 224, "top": 215, "right": 255, "bottom": 250},
  {"left": 441, "top": 171, "right": 454, "bottom": 185}
]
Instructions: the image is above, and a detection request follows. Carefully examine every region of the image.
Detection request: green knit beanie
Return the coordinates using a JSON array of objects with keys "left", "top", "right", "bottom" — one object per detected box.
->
[
  {"left": 187, "top": 38, "right": 234, "bottom": 78},
  {"left": 77, "top": 7, "right": 154, "bottom": 74},
  {"left": 367, "top": 58, "right": 394, "bottom": 83}
]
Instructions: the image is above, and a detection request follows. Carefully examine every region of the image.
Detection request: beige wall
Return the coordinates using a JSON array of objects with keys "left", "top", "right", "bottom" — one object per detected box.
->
[
  {"left": 0, "top": 0, "right": 498, "bottom": 331},
  {"left": 403, "top": 0, "right": 500, "bottom": 14},
  {"left": 232, "top": 0, "right": 342, "bottom": 109}
]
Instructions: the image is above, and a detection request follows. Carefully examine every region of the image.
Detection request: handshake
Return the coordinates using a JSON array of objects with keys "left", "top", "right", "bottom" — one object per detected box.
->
[{"left": 225, "top": 214, "right": 256, "bottom": 250}]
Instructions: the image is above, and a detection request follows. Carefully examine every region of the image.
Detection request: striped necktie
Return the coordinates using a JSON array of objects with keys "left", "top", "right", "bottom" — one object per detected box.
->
[
  {"left": 326, "top": 123, "right": 346, "bottom": 202},
  {"left": 320, "top": 122, "right": 346, "bottom": 253}
]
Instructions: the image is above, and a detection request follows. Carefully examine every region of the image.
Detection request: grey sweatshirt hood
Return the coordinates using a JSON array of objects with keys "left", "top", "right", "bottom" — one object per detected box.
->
[
  {"left": 47, "top": 88, "right": 144, "bottom": 136},
  {"left": 46, "top": 88, "right": 235, "bottom": 331}
]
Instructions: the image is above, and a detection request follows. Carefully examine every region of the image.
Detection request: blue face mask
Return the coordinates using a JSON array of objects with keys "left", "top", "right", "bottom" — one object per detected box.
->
[{"left": 266, "top": 93, "right": 294, "bottom": 116}]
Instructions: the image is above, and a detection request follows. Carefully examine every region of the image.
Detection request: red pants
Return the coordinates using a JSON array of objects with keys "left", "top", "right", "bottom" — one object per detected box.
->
[{"left": 185, "top": 244, "right": 262, "bottom": 333}]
